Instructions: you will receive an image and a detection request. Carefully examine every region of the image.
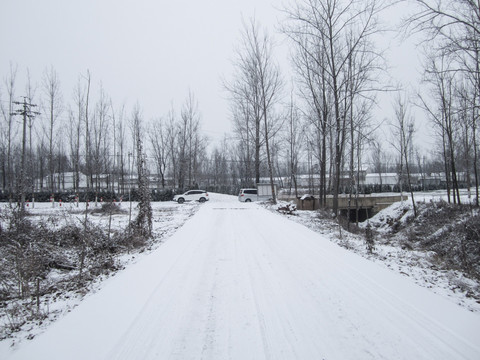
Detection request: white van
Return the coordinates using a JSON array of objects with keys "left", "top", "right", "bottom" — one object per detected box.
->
[{"left": 238, "top": 188, "right": 257, "bottom": 202}]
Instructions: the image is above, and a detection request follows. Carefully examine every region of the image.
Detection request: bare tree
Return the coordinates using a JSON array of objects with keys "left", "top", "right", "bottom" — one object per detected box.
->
[
  {"left": 371, "top": 138, "right": 386, "bottom": 190},
  {"left": 36, "top": 141, "right": 48, "bottom": 191},
  {"left": 406, "top": 0, "right": 480, "bottom": 205},
  {"left": 0, "top": 64, "right": 18, "bottom": 197},
  {"left": 165, "top": 106, "right": 178, "bottom": 189},
  {"left": 291, "top": 38, "right": 332, "bottom": 206},
  {"left": 284, "top": 92, "right": 304, "bottom": 197},
  {"left": 115, "top": 104, "right": 127, "bottom": 195},
  {"left": 405, "top": 1, "right": 480, "bottom": 53},
  {"left": 419, "top": 54, "right": 461, "bottom": 204},
  {"left": 208, "top": 137, "right": 232, "bottom": 193},
  {"left": 224, "top": 22, "right": 265, "bottom": 186},
  {"left": 149, "top": 118, "right": 170, "bottom": 188},
  {"left": 83, "top": 70, "right": 92, "bottom": 191},
  {"left": 41, "top": 66, "right": 63, "bottom": 193},
  {"left": 229, "top": 94, "right": 258, "bottom": 186},
  {"left": 226, "top": 18, "right": 283, "bottom": 203},
  {"left": 70, "top": 76, "right": 86, "bottom": 194},
  {"left": 249, "top": 19, "right": 283, "bottom": 204},
  {"left": 175, "top": 91, "right": 207, "bottom": 190},
  {"left": 456, "top": 79, "right": 475, "bottom": 203},
  {"left": 391, "top": 94, "right": 418, "bottom": 217},
  {"left": 91, "top": 85, "right": 111, "bottom": 195},
  {"left": 282, "top": 0, "right": 387, "bottom": 214}
]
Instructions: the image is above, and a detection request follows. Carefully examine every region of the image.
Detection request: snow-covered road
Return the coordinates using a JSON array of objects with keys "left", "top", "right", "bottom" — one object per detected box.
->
[{"left": 7, "top": 196, "right": 480, "bottom": 359}]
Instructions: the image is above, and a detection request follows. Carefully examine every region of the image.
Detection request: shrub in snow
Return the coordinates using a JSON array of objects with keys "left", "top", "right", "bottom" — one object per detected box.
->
[
  {"left": 460, "top": 216, "right": 480, "bottom": 277},
  {"left": 0, "top": 209, "right": 50, "bottom": 300},
  {"left": 374, "top": 201, "right": 480, "bottom": 280},
  {"left": 365, "top": 222, "right": 375, "bottom": 254},
  {"left": 91, "top": 202, "right": 127, "bottom": 216}
]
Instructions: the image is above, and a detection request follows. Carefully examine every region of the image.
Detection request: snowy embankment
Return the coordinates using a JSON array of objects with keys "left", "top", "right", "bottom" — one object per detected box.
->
[
  {"left": 0, "top": 198, "right": 200, "bottom": 354},
  {"left": 3, "top": 194, "right": 480, "bottom": 359},
  {"left": 275, "top": 190, "right": 480, "bottom": 313}
]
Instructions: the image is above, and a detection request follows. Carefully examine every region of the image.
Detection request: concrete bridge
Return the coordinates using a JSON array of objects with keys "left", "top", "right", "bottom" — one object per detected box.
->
[{"left": 286, "top": 194, "right": 407, "bottom": 221}]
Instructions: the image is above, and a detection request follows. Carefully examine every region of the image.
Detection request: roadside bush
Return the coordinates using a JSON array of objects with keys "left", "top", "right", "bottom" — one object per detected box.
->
[
  {"left": 0, "top": 189, "right": 178, "bottom": 204},
  {"left": 116, "top": 230, "right": 148, "bottom": 250},
  {"left": 462, "top": 217, "right": 480, "bottom": 275},
  {"left": 0, "top": 198, "right": 163, "bottom": 339},
  {"left": 151, "top": 189, "right": 174, "bottom": 202},
  {"left": 0, "top": 210, "right": 50, "bottom": 301},
  {"left": 426, "top": 215, "right": 480, "bottom": 279},
  {"left": 90, "top": 202, "right": 127, "bottom": 216},
  {"left": 365, "top": 222, "right": 375, "bottom": 254},
  {"left": 0, "top": 208, "right": 146, "bottom": 304},
  {"left": 388, "top": 201, "right": 480, "bottom": 280}
]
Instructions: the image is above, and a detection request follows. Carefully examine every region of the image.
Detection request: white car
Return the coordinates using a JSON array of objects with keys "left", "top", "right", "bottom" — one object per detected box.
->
[{"left": 173, "top": 190, "right": 209, "bottom": 204}]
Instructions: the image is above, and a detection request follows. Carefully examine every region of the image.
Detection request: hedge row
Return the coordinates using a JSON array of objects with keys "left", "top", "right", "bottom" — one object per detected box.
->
[{"left": 0, "top": 189, "right": 175, "bottom": 203}]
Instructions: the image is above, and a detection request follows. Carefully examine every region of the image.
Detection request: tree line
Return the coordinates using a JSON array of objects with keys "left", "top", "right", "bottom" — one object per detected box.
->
[{"left": 2, "top": 0, "right": 480, "bottom": 215}]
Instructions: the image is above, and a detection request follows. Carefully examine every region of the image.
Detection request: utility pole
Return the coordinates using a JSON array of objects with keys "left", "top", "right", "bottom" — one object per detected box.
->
[{"left": 11, "top": 97, "right": 40, "bottom": 212}]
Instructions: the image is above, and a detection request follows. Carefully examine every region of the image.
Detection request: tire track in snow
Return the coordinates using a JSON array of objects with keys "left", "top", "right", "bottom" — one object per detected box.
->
[
  {"left": 240, "top": 208, "right": 320, "bottom": 359},
  {"left": 247, "top": 209, "right": 480, "bottom": 359}
]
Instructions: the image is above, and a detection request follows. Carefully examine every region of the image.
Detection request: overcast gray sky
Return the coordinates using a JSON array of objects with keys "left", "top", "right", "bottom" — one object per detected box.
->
[
  {"left": 1, "top": 0, "right": 429, "bottom": 150},
  {"left": 1, "top": 1, "right": 280, "bottom": 140}
]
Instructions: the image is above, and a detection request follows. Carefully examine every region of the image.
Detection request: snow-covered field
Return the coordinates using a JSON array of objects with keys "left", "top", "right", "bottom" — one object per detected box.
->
[{"left": 2, "top": 193, "right": 480, "bottom": 359}]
